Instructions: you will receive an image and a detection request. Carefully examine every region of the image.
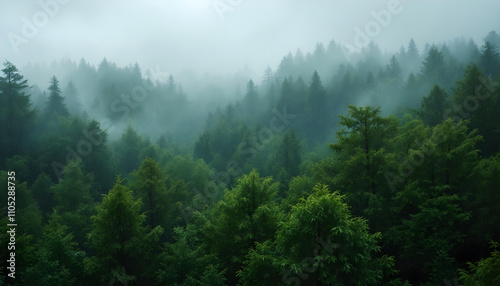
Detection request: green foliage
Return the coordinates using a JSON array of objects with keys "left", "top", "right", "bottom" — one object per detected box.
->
[
  {"left": 0, "top": 61, "right": 35, "bottom": 164},
  {"left": 202, "top": 170, "right": 280, "bottom": 284},
  {"left": 331, "top": 105, "right": 398, "bottom": 155},
  {"left": 451, "top": 64, "right": 500, "bottom": 155},
  {"left": 45, "top": 76, "right": 69, "bottom": 118},
  {"left": 1, "top": 31, "right": 500, "bottom": 285},
  {"left": 132, "top": 158, "right": 169, "bottom": 228},
  {"left": 157, "top": 224, "right": 226, "bottom": 285},
  {"left": 24, "top": 212, "right": 85, "bottom": 286},
  {"left": 326, "top": 105, "right": 398, "bottom": 224},
  {"left": 277, "top": 184, "right": 396, "bottom": 285},
  {"left": 50, "top": 162, "right": 96, "bottom": 245},
  {"left": 85, "top": 176, "right": 163, "bottom": 283},
  {"left": 237, "top": 240, "right": 282, "bottom": 285},
  {"left": 419, "top": 84, "right": 449, "bottom": 126},
  {"left": 269, "top": 129, "right": 302, "bottom": 182},
  {"left": 460, "top": 241, "right": 500, "bottom": 286},
  {"left": 31, "top": 172, "right": 53, "bottom": 214},
  {"left": 114, "top": 125, "right": 145, "bottom": 175}
]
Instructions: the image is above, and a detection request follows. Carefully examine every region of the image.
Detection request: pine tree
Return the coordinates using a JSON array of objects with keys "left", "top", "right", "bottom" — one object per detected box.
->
[
  {"left": 276, "top": 184, "right": 395, "bottom": 285},
  {"left": 419, "top": 85, "right": 449, "bottom": 126},
  {"left": 132, "top": 158, "right": 169, "bottom": 228},
  {"left": 114, "top": 126, "right": 144, "bottom": 174},
  {"left": 243, "top": 79, "right": 259, "bottom": 122},
  {"left": 421, "top": 46, "right": 446, "bottom": 86},
  {"left": 63, "top": 81, "right": 82, "bottom": 114},
  {"left": 203, "top": 170, "right": 279, "bottom": 285},
  {"left": 85, "top": 177, "right": 163, "bottom": 284},
  {"left": 386, "top": 55, "right": 402, "bottom": 78},
  {"left": 0, "top": 61, "right": 35, "bottom": 163},
  {"left": 307, "top": 71, "right": 328, "bottom": 144},
  {"left": 272, "top": 130, "right": 301, "bottom": 180},
  {"left": 45, "top": 76, "right": 69, "bottom": 117},
  {"left": 479, "top": 41, "right": 500, "bottom": 77}
]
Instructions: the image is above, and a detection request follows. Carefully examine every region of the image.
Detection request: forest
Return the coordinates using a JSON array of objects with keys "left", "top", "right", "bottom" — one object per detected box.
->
[{"left": 1, "top": 27, "right": 500, "bottom": 285}]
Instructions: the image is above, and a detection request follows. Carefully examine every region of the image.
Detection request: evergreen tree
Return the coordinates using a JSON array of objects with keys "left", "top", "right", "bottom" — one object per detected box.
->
[
  {"left": 202, "top": 170, "right": 280, "bottom": 284},
  {"left": 85, "top": 177, "right": 163, "bottom": 284},
  {"left": 45, "top": 76, "right": 69, "bottom": 117},
  {"left": 24, "top": 212, "right": 85, "bottom": 286},
  {"left": 386, "top": 55, "right": 402, "bottom": 78},
  {"left": 277, "top": 184, "right": 396, "bottom": 285},
  {"left": 50, "top": 162, "right": 96, "bottom": 245},
  {"left": 452, "top": 64, "right": 500, "bottom": 155},
  {"left": 479, "top": 41, "right": 500, "bottom": 77},
  {"left": 114, "top": 125, "right": 144, "bottom": 174},
  {"left": 326, "top": 105, "right": 398, "bottom": 226},
  {"left": 194, "top": 131, "right": 213, "bottom": 163},
  {"left": 419, "top": 85, "right": 449, "bottom": 126},
  {"left": 421, "top": 46, "right": 446, "bottom": 86},
  {"left": 63, "top": 81, "right": 82, "bottom": 115},
  {"left": 132, "top": 158, "right": 169, "bottom": 228},
  {"left": 0, "top": 61, "right": 35, "bottom": 164},
  {"left": 306, "top": 71, "right": 328, "bottom": 144},
  {"left": 271, "top": 129, "right": 301, "bottom": 180},
  {"left": 81, "top": 119, "right": 114, "bottom": 194},
  {"left": 243, "top": 79, "right": 259, "bottom": 122}
]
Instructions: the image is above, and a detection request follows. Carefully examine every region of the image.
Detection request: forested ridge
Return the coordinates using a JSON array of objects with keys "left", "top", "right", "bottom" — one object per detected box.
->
[{"left": 1, "top": 31, "right": 500, "bottom": 285}]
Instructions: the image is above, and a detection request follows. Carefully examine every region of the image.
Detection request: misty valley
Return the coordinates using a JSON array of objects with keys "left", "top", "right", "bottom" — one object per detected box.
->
[{"left": 1, "top": 6, "right": 500, "bottom": 285}]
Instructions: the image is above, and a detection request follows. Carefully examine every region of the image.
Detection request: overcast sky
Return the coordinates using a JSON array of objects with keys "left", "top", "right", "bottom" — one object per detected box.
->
[{"left": 1, "top": 0, "right": 499, "bottom": 77}]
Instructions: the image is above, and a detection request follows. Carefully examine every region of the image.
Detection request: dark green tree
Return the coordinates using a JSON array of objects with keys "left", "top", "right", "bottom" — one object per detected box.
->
[
  {"left": 421, "top": 46, "right": 446, "bottom": 86},
  {"left": 277, "top": 184, "right": 396, "bottom": 285},
  {"left": 419, "top": 85, "right": 449, "bottom": 126},
  {"left": 194, "top": 131, "right": 213, "bottom": 163},
  {"left": 306, "top": 71, "right": 328, "bottom": 143},
  {"left": 157, "top": 224, "right": 226, "bottom": 285},
  {"left": 0, "top": 61, "right": 35, "bottom": 164},
  {"left": 132, "top": 158, "right": 169, "bottom": 228},
  {"left": 480, "top": 41, "right": 500, "bottom": 78},
  {"left": 325, "top": 105, "right": 398, "bottom": 229},
  {"left": 45, "top": 76, "right": 69, "bottom": 118},
  {"left": 24, "top": 212, "right": 85, "bottom": 286},
  {"left": 114, "top": 125, "right": 144, "bottom": 175},
  {"left": 85, "top": 177, "right": 163, "bottom": 284},
  {"left": 50, "top": 162, "right": 96, "bottom": 245},
  {"left": 451, "top": 64, "right": 500, "bottom": 155},
  {"left": 460, "top": 241, "right": 500, "bottom": 286},
  {"left": 202, "top": 170, "right": 280, "bottom": 284},
  {"left": 271, "top": 129, "right": 301, "bottom": 181}
]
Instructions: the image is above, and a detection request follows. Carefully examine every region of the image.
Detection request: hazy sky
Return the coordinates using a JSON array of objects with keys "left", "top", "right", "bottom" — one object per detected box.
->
[{"left": 1, "top": 0, "right": 499, "bottom": 77}]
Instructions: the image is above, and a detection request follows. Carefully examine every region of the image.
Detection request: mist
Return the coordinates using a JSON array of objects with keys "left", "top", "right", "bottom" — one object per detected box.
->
[
  {"left": 1, "top": 1, "right": 500, "bottom": 285},
  {"left": 2, "top": 0, "right": 499, "bottom": 77}
]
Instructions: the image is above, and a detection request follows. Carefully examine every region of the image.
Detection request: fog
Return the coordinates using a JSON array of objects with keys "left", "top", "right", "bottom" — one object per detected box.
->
[
  {"left": 2, "top": 0, "right": 499, "bottom": 79},
  {"left": 1, "top": 0, "right": 499, "bottom": 144},
  {"left": 2, "top": 2, "right": 500, "bottom": 284}
]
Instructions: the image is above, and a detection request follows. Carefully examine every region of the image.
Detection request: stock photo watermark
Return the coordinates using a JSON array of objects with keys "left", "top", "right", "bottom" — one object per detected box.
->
[
  {"left": 342, "top": 0, "right": 404, "bottom": 53},
  {"left": 8, "top": 0, "right": 71, "bottom": 53},
  {"left": 6, "top": 171, "right": 17, "bottom": 280},
  {"left": 212, "top": 0, "right": 244, "bottom": 20}
]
